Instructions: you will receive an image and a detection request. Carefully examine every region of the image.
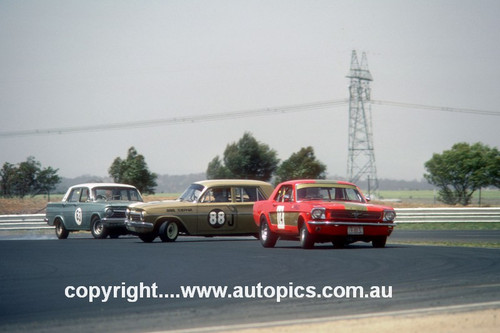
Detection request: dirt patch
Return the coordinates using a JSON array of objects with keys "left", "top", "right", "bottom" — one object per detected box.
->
[
  {"left": 0, "top": 196, "right": 176, "bottom": 215},
  {"left": 226, "top": 308, "right": 499, "bottom": 333},
  {"left": 0, "top": 197, "right": 49, "bottom": 214}
]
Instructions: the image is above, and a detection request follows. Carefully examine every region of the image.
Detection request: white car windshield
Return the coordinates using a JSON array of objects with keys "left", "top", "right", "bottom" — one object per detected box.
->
[{"left": 93, "top": 187, "right": 143, "bottom": 202}]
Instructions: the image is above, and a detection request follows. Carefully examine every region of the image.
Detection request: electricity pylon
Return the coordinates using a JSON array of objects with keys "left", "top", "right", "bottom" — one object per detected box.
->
[{"left": 346, "top": 50, "right": 379, "bottom": 197}]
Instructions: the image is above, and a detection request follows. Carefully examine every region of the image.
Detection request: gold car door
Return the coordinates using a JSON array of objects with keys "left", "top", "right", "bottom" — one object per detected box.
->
[{"left": 196, "top": 187, "right": 237, "bottom": 234}]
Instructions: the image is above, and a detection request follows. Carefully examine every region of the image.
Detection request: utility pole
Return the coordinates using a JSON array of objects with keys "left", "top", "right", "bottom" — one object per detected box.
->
[{"left": 346, "top": 50, "right": 379, "bottom": 197}]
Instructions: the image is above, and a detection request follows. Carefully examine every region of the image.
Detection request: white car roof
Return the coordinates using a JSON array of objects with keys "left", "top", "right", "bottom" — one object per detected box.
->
[
  {"left": 69, "top": 183, "right": 137, "bottom": 190},
  {"left": 62, "top": 183, "right": 140, "bottom": 201}
]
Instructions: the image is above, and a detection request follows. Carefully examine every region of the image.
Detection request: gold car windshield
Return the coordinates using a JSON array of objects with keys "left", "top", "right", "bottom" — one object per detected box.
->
[
  {"left": 179, "top": 184, "right": 205, "bottom": 202},
  {"left": 296, "top": 185, "right": 365, "bottom": 203}
]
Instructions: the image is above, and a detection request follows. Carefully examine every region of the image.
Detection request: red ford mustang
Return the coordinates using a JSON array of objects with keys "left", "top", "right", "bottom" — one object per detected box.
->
[{"left": 253, "top": 179, "right": 396, "bottom": 249}]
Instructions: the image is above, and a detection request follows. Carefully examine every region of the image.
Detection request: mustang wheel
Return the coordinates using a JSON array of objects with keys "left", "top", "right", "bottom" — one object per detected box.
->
[
  {"left": 55, "top": 220, "right": 69, "bottom": 239},
  {"left": 91, "top": 216, "right": 108, "bottom": 239},
  {"left": 260, "top": 216, "right": 277, "bottom": 248},
  {"left": 159, "top": 221, "right": 179, "bottom": 242},
  {"left": 372, "top": 236, "right": 387, "bottom": 248},
  {"left": 299, "top": 223, "right": 315, "bottom": 249}
]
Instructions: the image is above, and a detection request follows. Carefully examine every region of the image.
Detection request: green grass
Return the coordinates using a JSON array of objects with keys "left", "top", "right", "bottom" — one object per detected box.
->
[
  {"left": 378, "top": 189, "right": 500, "bottom": 206},
  {"left": 396, "top": 222, "right": 500, "bottom": 230},
  {"left": 389, "top": 240, "right": 500, "bottom": 248}
]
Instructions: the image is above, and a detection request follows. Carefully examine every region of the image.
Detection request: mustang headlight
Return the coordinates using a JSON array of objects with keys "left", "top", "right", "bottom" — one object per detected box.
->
[
  {"left": 105, "top": 208, "right": 114, "bottom": 217},
  {"left": 383, "top": 210, "right": 396, "bottom": 221},
  {"left": 311, "top": 207, "right": 326, "bottom": 219}
]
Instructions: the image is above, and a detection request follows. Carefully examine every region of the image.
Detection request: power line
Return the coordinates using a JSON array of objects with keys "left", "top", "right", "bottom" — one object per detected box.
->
[
  {"left": 370, "top": 100, "right": 500, "bottom": 116},
  {"left": 0, "top": 99, "right": 498, "bottom": 138},
  {"left": 0, "top": 99, "right": 348, "bottom": 138}
]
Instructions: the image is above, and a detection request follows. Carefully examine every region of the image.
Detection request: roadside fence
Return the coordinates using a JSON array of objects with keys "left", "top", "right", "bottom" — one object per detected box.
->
[
  {"left": 1, "top": 208, "right": 499, "bottom": 231},
  {"left": 0, "top": 214, "right": 50, "bottom": 231}
]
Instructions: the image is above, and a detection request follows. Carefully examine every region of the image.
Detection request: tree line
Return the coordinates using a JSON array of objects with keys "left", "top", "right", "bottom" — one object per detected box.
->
[
  {"left": 0, "top": 156, "right": 61, "bottom": 199},
  {"left": 1, "top": 133, "right": 499, "bottom": 206}
]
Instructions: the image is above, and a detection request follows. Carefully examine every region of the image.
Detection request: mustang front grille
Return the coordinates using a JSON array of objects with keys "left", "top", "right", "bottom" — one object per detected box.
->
[{"left": 330, "top": 210, "right": 382, "bottom": 221}]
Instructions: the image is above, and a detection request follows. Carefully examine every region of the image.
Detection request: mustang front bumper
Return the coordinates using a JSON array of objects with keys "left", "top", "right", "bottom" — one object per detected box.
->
[
  {"left": 307, "top": 221, "right": 395, "bottom": 226},
  {"left": 125, "top": 220, "right": 154, "bottom": 233}
]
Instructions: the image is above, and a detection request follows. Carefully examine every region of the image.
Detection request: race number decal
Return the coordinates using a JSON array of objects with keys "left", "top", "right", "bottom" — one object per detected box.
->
[
  {"left": 276, "top": 205, "right": 285, "bottom": 229},
  {"left": 208, "top": 209, "right": 226, "bottom": 228},
  {"left": 75, "top": 207, "right": 83, "bottom": 225}
]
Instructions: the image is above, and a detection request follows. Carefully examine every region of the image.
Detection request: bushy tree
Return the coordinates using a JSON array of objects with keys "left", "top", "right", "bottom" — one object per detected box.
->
[
  {"left": 274, "top": 146, "right": 327, "bottom": 184},
  {"left": 206, "top": 132, "right": 279, "bottom": 181},
  {"left": 109, "top": 147, "right": 158, "bottom": 194},
  {"left": 0, "top": 157, "right": 61, "bottom": 198},
  {"left": 0, "top": 163, "right": 16, "bottom": 197},
  {"left": 424, "top": 142, "right": 500, "bottom": 205}
]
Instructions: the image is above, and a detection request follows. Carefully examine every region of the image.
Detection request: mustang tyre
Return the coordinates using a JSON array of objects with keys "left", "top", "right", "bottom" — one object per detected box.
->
[
  {"left": 299, "top": 223, "right": 315, "bottom": 249},
  {"left": 372, "top": 236, "right": 387, "bottom": 248},
  {"left": 260, "top": 216, "right": 278, "bottom": 248}
]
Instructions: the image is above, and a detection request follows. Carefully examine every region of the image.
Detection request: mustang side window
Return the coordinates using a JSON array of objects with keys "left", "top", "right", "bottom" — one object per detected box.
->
[{"left": 275, "top": 186, "right": 293, "bottom": 202}]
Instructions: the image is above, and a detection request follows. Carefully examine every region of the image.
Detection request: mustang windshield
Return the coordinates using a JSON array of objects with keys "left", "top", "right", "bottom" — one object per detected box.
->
[
  {"left": 296, "top": 185, "right": 365, "bottom": 203},
  {"left": 93, "top": 187, "right": 143, "bottom": 202},
  {"left": 179, "top": 184, "right": 205, "bottom": 202}
]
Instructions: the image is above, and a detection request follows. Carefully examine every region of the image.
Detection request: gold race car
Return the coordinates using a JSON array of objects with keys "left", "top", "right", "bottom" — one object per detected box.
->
[{"left": 125, "top": 179, "right": 273, "bottom": 243}]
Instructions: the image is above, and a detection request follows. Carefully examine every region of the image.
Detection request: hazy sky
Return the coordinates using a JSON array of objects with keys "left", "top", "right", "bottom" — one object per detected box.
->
[{"left": 1, "top": 0, "right": 499, "bottom": 181}]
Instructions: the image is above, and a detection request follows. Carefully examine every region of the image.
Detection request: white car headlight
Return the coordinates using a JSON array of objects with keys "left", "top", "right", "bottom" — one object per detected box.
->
[
  {"left": 105, "top": 208, "right": 114, "bottom": 217},
  {"left": 311, "top": 207, "right": 326, "bottom": 219},
  {"left": 383, "top": 210, "right": 396, "bottom": 221}
]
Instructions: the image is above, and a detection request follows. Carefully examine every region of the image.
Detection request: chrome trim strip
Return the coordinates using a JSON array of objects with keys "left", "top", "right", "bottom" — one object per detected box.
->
[{"left": 307, "top": 221, "right": 395, "bottom": 227}]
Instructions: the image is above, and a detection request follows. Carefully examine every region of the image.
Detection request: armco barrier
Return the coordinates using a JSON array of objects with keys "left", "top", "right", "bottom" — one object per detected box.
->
[
  {"left": 394, "top": 207, "right": 500, "bottom": 223},
  {"left": 0, "top": 208, "right": 499, "bottom": 231},
  {"left": 0, "top": 214, "right": 51, "bottom": 230}
]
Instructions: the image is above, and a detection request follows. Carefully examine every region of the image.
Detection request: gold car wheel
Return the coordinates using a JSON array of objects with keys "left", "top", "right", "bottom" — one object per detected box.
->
[{"left": 159, "top": 221, "right": 179, "bottom": 242}]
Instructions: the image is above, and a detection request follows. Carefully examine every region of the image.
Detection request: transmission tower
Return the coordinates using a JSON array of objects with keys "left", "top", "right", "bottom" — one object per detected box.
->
[{"left": 346, "top": 50, "right": 379, "bottom": 197}]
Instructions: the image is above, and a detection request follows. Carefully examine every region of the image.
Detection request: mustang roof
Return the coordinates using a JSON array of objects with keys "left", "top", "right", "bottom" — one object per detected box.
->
[{"left": 279, "top": 179, "right": 356, "bottom": 186}]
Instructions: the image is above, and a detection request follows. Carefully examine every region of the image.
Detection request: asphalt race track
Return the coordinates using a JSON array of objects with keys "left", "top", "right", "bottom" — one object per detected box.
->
[{"left": 0, "top": 232, "right": 499, "bottom": 332}]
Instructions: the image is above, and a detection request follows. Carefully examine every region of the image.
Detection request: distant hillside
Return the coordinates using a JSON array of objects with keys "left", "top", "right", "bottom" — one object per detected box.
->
[
  {"left": 155, "top": 173, "right": 207, "bottom": 193},
  {"left": 55, "top": 173, "right": 206, "bottom": 194},
  {"left": 55, "top": 173, "right": 434, "bottom": 194}
]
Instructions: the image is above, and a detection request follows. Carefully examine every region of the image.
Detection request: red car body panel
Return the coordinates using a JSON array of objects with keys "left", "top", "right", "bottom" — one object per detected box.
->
[{"left": 253, "top": 179, "right": 396, "bottom": 248}]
